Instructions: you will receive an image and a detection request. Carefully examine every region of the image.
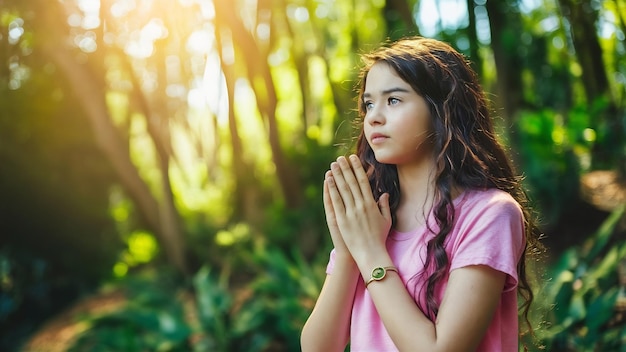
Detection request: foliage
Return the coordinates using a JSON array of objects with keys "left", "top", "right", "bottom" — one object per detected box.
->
[
  {"left": 531, "top": 205, "right": 626, "bottom": 351},
  {"left": 515, "top": 108, "right": 583, "bottom": 226},
  {"left": 58, "top": 210, "right": 626, "bottom": 351},
  {"left": 0, "top": 247, "right": 95, "bottom": 351},
  {"left": 230, "top": 245, "right": 325, "bottom": 351},
  {"left": 66, "top": 243, "right": 326, "bottom": 352},
  {"left": 69, "top": 268, "right": 192, "bottom": 352},
  {"left": 1, "top": 0, "right": 625, "bottom": 350}
]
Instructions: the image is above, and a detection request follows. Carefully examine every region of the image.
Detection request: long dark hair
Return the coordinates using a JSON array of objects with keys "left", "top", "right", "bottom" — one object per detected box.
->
[{"left": 354, "top": 37, "right": 542, "bottom": 334}]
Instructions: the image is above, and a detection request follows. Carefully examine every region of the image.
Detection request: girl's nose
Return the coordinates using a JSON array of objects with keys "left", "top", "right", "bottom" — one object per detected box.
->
[{"left": 365, "top": 105, "right": 385, "bottom": 125}]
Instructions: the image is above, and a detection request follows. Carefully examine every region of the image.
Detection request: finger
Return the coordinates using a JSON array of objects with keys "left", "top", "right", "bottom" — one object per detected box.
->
[
  {"left": 337, "top": 156, "right": 363, "bottom": 202},
  {"left": 323, "top": 171, "right": 336, "bottom": 218},
  {"left": 325, "top": 171, "right": 346, "bottom": 215},
  {"left": 330, "top": 160, "right": 356, "bottom": 209},
  {"left": 348, "top": 154, "right": 375, "bottom": 202},
  {"left": 378, "top": 193, "right": 392, "bottom": 222}
]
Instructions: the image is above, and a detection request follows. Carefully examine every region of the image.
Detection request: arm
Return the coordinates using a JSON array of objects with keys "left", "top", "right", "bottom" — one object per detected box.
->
[
  {"left": 301, "top": 173, "right": 361, "bottom": 352},
  {"left": 363, "top": 261, "right": 505, "bottom": 351},
  {"left": 300, "top": 255, "right": 360, "bottom": 352},
  {"left": 327, "top": 155, "right": 506, "bottom": 351}
]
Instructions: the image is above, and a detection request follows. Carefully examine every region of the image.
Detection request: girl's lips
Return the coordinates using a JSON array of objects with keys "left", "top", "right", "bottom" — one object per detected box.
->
[{"left": 369, "top": 133, "right": 388, "bottom": 144}]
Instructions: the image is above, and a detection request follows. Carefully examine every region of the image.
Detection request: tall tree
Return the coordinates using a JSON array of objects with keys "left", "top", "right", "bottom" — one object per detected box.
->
[
  {"left": 558, "top": 0, "right": 624, "bottom": 172},
  {"left": 38, "top": 3, "right": 189, "bottom": 274},
  {"left": 213, "top": 0, "right": 304, "bottom": 210},
  {"left": 557, "top": 0, "right": 610, "bottom": 104},
  {"left": 485, "top": 0, "right": 525, "bottom": 121}
]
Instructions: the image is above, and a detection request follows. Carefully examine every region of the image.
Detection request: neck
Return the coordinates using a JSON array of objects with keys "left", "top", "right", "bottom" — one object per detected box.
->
[{"left": 394, "top": 160, "right": 437, "bottom": 232}]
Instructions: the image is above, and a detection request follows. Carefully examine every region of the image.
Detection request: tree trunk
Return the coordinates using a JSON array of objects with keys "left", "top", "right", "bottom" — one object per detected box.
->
[
  {"left": 44, "top": 45, "right": 188, "bottom": 274},
  {"left": 485, "top": 0, "right": 525, "bottom": 122},
  {"left": 214, "top": 0, "right": 304, "bottom": 209},
  {"left": 558, "top": 0, "right": 623, "bottom": 173},
  {"left": 214, "top": 27, "right": 263, "bottom": 224},
  {"left": 466, "top": 0, "right": 482, "bottom": 76},
  {"left": 384, "top": 0, "right": 420, "bottom": 38},
  {"left": 557, "top": 0, "right": 609, "bottom": 104}
]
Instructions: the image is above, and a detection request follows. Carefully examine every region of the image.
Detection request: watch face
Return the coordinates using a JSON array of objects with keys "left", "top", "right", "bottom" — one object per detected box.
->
[{"left": 372, "top": 267, "right": 385, "bottom": 279}]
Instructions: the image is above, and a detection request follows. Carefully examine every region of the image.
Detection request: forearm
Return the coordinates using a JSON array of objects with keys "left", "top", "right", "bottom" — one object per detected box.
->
[
  {"left": 354, "top": 250, "right": 439, "bottom": 351},
  {"left": 301, "top": 255, "right": 360, "bottom": 352},
  {"left": 354, "top": 249, "right": 498, "bottom": 352}
]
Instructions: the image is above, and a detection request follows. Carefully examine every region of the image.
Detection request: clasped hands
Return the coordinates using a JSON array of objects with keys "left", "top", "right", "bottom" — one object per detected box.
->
[{"left": 323, "top": 155, "right": 392, "bottom": 264}]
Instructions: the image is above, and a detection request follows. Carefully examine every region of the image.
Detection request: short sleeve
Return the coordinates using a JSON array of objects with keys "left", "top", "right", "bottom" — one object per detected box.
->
[{"left": 448, "top": 190, "right": 525, "bottom": 292}]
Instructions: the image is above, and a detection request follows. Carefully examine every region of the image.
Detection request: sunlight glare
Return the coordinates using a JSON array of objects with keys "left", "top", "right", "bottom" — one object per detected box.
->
[
  {"left": 75, "top": 31, "right": 98, "bottom": 53},
  {"left": 315, "top": 4, "right": 329, "bottom": 19},
  {"left": 200, "top": 0, "right": 215, "bottom": 19},
  {"left": 187, "top": 29, "right": 213, "bottom": 55},
  {"left": 417, "top": 0, "right": 468, "bottom": 37},
  {"left": 268, "top": 47, "right": 289, "bottom": 66},
  {"left": 126, "top": 40, "right": 154, "bottom": 59},
  {"left": 540, "top": 16, "right": 559, "bottom": 32},
  {"left": 552, "top": 36, "right": 564, "bottom": 49},
  {"left": 142, "top": 18, "right": 168, "bottom": 41},
  {"left": 200, "top": 53, "right": 228, "bottom": 121},
  {"left": 7, "top": 18, "right": 24, "bottom": 44},
  {"left": 166, "top": 84, "right": 186, "bottom": 99},
  {"left": 599, "top": 12, "right": 617, "bottom": 39},
  {"left": 125, "top": 19, "right": 169, "bottom": 59},
  {"left": 287, "top": 4, "right": 310, "bottom": 22},
  {"left": 67, "top": 13, "right": 81, "bottom": 27},
  {"left": 110, "top": 0, "right": 136, "bottom": 18},
  {"left": 519, "top": 0, "right": 541, "bottom": 13},
  {"left": 77, "top": 0, "right": 100, "bottom": 29},
  {"left": 257, "top": 23, "right": 270, "bottom": 40},
  {"left": 188, "top": 88, "right": 207, "bottom": 108},
  {"left": 474, "top": 5, "right": 491, "bottom": 44},
  {"left": 294, "top": 7, "right": 310, "bottom": 22}
]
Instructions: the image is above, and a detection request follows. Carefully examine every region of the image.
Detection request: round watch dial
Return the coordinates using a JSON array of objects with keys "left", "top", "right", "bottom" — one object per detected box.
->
[{"left": 372, "top": 267, "right": 385, "bottom": 279}]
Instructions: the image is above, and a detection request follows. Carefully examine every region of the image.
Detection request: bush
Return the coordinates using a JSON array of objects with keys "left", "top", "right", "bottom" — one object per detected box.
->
[{"left": 531, "top": 205, "right": 625, "bottom": 351}]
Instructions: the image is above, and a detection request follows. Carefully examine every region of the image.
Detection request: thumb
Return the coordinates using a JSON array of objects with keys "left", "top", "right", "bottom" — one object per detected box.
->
[{"left": 378, "top": 193, "right": 391, "bottom": 220}]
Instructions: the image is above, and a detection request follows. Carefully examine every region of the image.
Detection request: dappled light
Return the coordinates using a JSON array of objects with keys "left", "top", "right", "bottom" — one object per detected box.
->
[{"left": 1, "top": 0, "right": 625, "bottom": 351}]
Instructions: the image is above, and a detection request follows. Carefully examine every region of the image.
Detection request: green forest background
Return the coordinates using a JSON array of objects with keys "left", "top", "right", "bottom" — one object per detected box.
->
[{"left": 1, "top": 0, "right": 625, "bottom": 351}]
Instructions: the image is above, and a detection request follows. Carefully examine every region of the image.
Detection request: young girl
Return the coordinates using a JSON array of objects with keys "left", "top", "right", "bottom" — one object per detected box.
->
[{"left": 300, "top": 37, "right": 541, "bottom": 351}]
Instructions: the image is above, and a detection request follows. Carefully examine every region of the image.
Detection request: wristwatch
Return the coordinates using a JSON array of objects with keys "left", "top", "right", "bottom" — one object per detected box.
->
[{"left": 365, "top": 266, "right": 398, "bottom": 287}]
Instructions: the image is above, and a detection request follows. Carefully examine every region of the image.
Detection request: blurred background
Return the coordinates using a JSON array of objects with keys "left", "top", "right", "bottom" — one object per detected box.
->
[{"left": 0, "top": 0, "right": 624, "bottom": 351}]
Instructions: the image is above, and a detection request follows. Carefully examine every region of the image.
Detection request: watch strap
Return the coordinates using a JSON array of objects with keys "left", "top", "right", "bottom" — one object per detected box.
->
[{"left": 365, "top": 266, "right": 398, "bottom": 287}]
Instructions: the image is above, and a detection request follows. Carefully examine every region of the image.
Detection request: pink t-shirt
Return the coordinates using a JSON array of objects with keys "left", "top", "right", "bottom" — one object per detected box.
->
[{"left": 326, "top": 188, "right": 525, "bottom": 351}]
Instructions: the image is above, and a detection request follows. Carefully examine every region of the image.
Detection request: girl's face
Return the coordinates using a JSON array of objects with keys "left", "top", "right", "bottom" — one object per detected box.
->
[{"left": 362, "top": 62, "right": 434, "bottom": 167}]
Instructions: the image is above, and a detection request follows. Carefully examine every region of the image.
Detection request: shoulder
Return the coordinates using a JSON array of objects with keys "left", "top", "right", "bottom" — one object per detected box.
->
[
  {"left": 449, "top": 188, "right": 525, "bottom": 252},
  {"left": 447, "top": 188, "right": 526, "bottom": 289},
  {"left": 450, "top": 188, "right": 525, "bottom": 248},
  {"left": 456, "top": 188, "right": 522, "bottom": 218}
]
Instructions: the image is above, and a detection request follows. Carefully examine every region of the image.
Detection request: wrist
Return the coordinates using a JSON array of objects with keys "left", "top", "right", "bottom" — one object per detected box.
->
[
  {"left": 364, "top": 265, "right": 398, "bottom": 287},
  {"left": 354, "top": 251, "right": 394, "bottom": 281},
  {"left": 332, "top": 250, "right": 359, "bottom": 271}
]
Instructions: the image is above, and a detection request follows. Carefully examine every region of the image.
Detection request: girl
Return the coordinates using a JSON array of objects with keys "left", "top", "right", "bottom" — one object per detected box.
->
[{"left": 300, "top": 37, "right": 541, "bottom": 351}]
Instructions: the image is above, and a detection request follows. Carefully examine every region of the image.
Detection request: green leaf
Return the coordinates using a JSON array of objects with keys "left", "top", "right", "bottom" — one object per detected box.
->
[
  {"left": 568, "top": 294, "right": 586, "bottom": 321},
  {"left": 584, "top": 287, "right": 619, "bottom": 332},
  {"left": 581, "top": 205, "right": 625, "bottom": 261}
]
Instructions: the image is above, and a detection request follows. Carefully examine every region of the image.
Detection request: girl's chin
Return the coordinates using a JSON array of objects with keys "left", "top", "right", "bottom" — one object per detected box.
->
[{"left": 372, "top": 153, "right": 397, "bottom": 165}]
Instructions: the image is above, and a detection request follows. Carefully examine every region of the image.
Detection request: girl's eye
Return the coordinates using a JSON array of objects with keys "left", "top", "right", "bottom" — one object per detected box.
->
[
  {"left": 388, "top": 97, "right": 400, "bottom": 105},
  {"left": 364, "top": 101, "right": 374, "bottom": 110}
]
